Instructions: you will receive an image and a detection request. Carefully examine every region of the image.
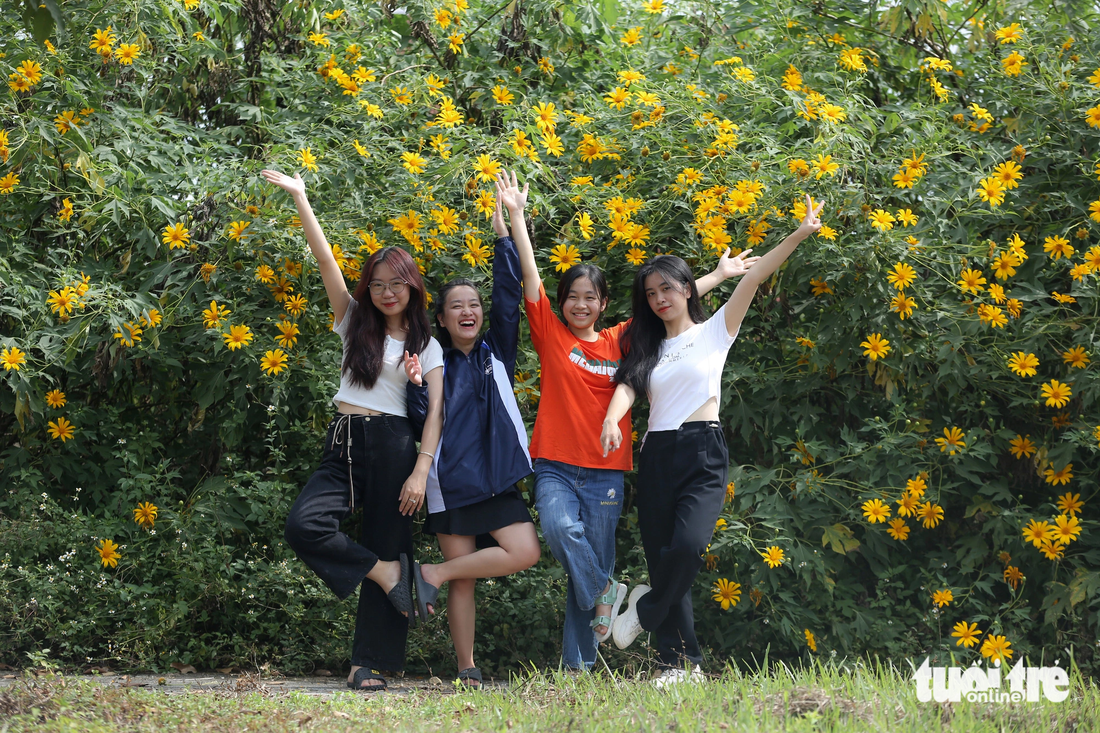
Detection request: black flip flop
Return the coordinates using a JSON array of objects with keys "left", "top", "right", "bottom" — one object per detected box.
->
[
  {"left": 457, "top": 667, "right": 482, "bottom": 689},
  {"left": 348, "top": 667, "right": 387, "bottom": 692},
  {"left": 385, "top": 552, "right": 414, "bottom": 617},
  {"left": 413, "top": 561, "right": 439, "bottom": 621}
]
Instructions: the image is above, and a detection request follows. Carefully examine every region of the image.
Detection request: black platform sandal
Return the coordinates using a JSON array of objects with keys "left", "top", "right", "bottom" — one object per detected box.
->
[
  {"left": 413, "top": 561, "right": 439, "bottom": 621},
  {"left": 386, "top": 552, "right": 414, "bottom": 618},
  {"left": 348, "top": 667, "right": 387, "bottom": 692},
  {"left": 456, "top": 667, "right": 482, "bottom": 689}
]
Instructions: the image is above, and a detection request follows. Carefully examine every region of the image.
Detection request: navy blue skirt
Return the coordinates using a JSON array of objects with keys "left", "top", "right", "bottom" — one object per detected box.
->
[{"left": 425, "top": 487, "right": 533, "bottom": 547}]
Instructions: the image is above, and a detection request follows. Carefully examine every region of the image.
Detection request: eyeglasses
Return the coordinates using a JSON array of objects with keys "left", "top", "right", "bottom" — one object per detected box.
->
[{"left": 368, "top": 279, "right": 409, "bottom": 296}]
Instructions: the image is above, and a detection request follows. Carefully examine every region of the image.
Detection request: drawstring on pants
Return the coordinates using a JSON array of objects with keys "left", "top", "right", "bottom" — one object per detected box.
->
[{"left": 331, "top": 413, "right": 359, "bottom": 509}]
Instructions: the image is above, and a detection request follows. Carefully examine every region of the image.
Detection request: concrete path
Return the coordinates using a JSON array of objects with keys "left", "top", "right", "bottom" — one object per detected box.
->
[{"left": 0, "top": 671, "right": 507, "bottom": 696}]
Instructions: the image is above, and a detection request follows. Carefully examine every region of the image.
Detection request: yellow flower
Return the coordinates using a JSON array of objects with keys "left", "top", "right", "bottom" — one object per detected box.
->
[
  {"left": 917, "top": 501, "right": 944, "bottom": 528},
  {"left": 114, "top": 43, "right": 141, "bottom": 64},
  {"left": 1062, "top": 346, "right": 1090, "bottom": 369},
  {"left": 47, "top": 416, "right": 75, "bottom": 442},
  {"left": 1043, "top": 463, "right": 1073, "bottom": 486},
  {"left": 141, "top": 309, "right": 161, "bottom": 328},
  {"left": 255, "top": 264, "right": 275, "bottom": 284},
  {"left": 1001, "top": 51, "right": 1027, "bottom": 76},
  {"left": 1051, "top": 291, "right": 1077, "bottom": 305},
  {"left": 620, "top": 26, "right": 642, "bottom": 46},
  {"left": 297, "top": 148, "right": 318, "bottom": 172},
  {"left": 260, "top": 349, "right": 289, "bottom": 375},
  {"left": 991, "top": 252, "right": 1019, "bottom": 281},
  {"left": 133, "top": 501, "right": 158, "bottom": 528},
  {"left": 886, "top": 518, "right": 910, "bottom": 540},
  {"left": 625, "top": 247, "right": 647, "bottom": 266},
  {"left": 957, "top": 268, "right": 986, "bottom": 294},
  {"left": 491, "top": 85, "right": 514, "bottom": 105},
  {"left": 1052, "top": 513, "right": 1081, "bottom": 543},
  {"left": 226, "top": 221, "right": 250, "bottom": 241},
  {"left": 809, "top": 278, "right": 833, "bottom": 296},
  {"left": 540, "top": 132, "right": 564, "bottom": 157},
  {"left": 905, "top": 475, "right": 927, "bottom": 498},
  {"left": 932, "top": 589, "right": 953, "bottom": 607},
  {"left": 641, "top": 0, "right": 665, "bottom": 13},
  {"left": 980, "top": 635, "right": 1013, "bottom": 664},
  {"left": 604, "top": 86, "right": 631, "bottom": 109},
  {"left": 308, "top": 31, "right": 329, "bottom": 47},
  {"left": 113, "top": 321, "right": 143, "bottom": 347},
  {"left": 811, "top": 154, "right": 839, "bottom": 178},
  {"left": 1039, "top": 538, "right": 1065, "bottom": 561},
  {"left": 711, "top": 579, "right": 741, "bottom": 610},
  {"left": 1022, "top": 519, "right": 1055, "bottom": 548},
  {"left": 46, "top": 287, "right": 78, "bottom": 318},
  {"left": 886, "top": 262, "right": 916, "bottom": 290},
  {"left": 474, "top": 191, "right": 496, "bottom": 219},
  {"left": 576, "top": 212, "right": 595, "bottom": 240},
  {"left": 951, "top": 621, "right": 981, "bottom": 648},
  {"left": 446, "top": 32, "right": 465, "bottom": 54},
  {"left": 472, "top": 154, "right": 502, "bottom": 182},
  {"left": 862, "top": 498, "right": 891, "bottom": 523},
  {"left": 201, "top": 301, "right": 230, "bottom": 329},
  {"left": 401, "top": 151, "right": 427, "bottom": 175},
  {"left": 199, "top": 263, "right": 216, "bottom": 283},
  {"left": 284, "top": 294, "right": 308, "bottom": 316},
  {"left": 1040, "top": 379, "right": 1072, "bottom": 408},
  {"left": 0, "top": 172, "right": 21, "bottom": 195},
  {"left": 162, "top": 223, "right": 191, "bottom": 249},
  {"left": 549, "top": 244, "right": 581, "bottom": 272},
  {"left": 90, "top": 26, "right": 117, "bottom": 55},
  {"left": 994, "top": 23, "right": 1023, "bottom": 43},
  {"left": 890, "top": 293, "right": 916, "bottom": 320},
  {"left": 977, "top": 177, "right": 1005, "bottom": 206},
  {"left": 804, "top": 629, "right": 817, "bottom": 652},
  {"left": 993, "top": 160, "right": 1023, "bottom": 188},
  {"left": 868, "top": 209, "right": 895, "bottom": 231},
  {"left": 45, "top": 389, "right": 66, "bottom": 409},
  {"left": 1006, "top": 352, "right": 1038, "bottom": 377},
  {"left": 838, "top": 48, "right": 867, "bottom": 72},
  {"left": 934, "top": 426, "right": 966, "bottom": 455},
  {"left": 1007, "top": 435, "right": 1036, "bottom": 460},
  {"left": 1043, "top": 235, "right": 1073, "bottom": 260},
  {"left": 97, "top": 539, "right": 121, "bottom": 568},
  {"left": 977, "top": 304, "right": 1007, "bottom": 329},
  {"left": 1004, "top": 566, "right": 1023, "bottom": 590},
  {"left": 860, "top": 333, "right": 890, "bottom": 361},
  {"left": 760, "top": 546, "right": 785, "bottom": 568},
  {"left": 463, "top": 236, "right": 491, "bottom": 267},
  {"left": 275, "top": 320, "right": 300, "bottom": 348},
  {"left": 223, "top": 324, "right": 254, "bottom": 350},
  {"left": 1056, "top": 492, "right": 1084, "bottom": 517},
  {"left": 511, "top": 130, "right": 538, "bottom": 160}
]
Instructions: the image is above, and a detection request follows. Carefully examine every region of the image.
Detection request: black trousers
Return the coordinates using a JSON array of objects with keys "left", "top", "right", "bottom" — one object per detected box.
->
[
  {"left": 284, "top": 412, "right": 417, "bottom": 671},
  {"left": 635, "top": 421, "right": 729, "bottom": 669}
]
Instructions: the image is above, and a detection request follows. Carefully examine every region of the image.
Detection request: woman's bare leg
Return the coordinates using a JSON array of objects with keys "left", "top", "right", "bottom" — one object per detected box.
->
[
  {"left": 420, "top": 522, "right": 540, "bottom": 591},
  {"left": 437, "top": 534, "right": 479, "bottom": 679}
]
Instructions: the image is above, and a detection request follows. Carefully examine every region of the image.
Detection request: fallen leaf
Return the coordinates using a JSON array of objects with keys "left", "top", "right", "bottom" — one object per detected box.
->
[
  {"left": 332, "top": 712, "right": 351, "bottom": 719},
  {"left": 215, "top": 667, "right": 235, "bottom": 674},
  {"left": 314, "top": 669, "right": 332, "bottom": 677},
  {"left": 171, "top": 662, "right": 197, "bottom": 674},
  {"left": 428, "top": 676, "right": 443, "bottom": 685}
]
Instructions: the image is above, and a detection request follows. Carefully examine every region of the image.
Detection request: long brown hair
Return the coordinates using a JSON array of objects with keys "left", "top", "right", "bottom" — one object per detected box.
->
[{"left": 343, "top": 247, "right": 431, "bottom": 389}]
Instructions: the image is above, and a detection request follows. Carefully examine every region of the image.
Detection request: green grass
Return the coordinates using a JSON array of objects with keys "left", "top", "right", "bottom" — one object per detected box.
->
[{"left": 2, "top": 661, "right": 1097, "bottom": 732}]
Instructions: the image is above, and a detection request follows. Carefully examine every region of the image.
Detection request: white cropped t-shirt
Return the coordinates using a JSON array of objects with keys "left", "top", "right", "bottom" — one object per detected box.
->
[
  {"left": 646, "top": 302, "right": 740, "bottom": 432},
  {"left": 330, "top": 297, "right": 444, "bottom": 417}
]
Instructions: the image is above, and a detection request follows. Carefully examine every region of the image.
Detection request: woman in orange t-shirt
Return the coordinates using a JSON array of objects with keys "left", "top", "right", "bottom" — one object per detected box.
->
[{"left": 495, "top": 171, "right": 759, "bottom": 670}]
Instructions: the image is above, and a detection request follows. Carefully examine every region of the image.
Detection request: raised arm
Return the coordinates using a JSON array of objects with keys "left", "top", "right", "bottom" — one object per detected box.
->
[
  {"left": 722, "top": 194, "right": 823, "bottom": 338},
  {"left": 496, "top": 170, "right": 541, "bottom": 303},
  {"left": 600, "top": 382, "right": 637, "bottom": 457},
  {"left": 695, "top": 247, "right": 762, "bottom": 297},
  {"left": 260, "top": 169, "right": 352, "bottom": 324}
]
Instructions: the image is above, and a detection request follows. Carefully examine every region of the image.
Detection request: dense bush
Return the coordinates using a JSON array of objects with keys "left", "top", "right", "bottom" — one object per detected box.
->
[{"left": 1, "top": 0, "right": 1098, "bottom": 675}]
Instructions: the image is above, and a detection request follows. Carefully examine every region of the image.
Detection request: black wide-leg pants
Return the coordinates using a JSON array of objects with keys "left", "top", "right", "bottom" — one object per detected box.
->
[
  {"left": 283, "top": 412, "right": 416, "bottom": 671},
  {"left": 635, "top": 421, "right": 729, "bottom": 669}
]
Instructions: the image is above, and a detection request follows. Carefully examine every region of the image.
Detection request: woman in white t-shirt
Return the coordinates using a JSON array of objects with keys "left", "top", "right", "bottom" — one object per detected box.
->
[
  {"left": 599, "top": 195, "right": 824, "bottom": 686},
  {"left": 261, "top": 169, "right": 445, "bottom": 693}
]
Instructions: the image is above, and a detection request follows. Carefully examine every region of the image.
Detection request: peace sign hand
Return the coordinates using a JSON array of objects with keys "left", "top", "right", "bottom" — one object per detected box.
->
[{"left": 798, "top": 193, "right": 825, "bottom": 235}]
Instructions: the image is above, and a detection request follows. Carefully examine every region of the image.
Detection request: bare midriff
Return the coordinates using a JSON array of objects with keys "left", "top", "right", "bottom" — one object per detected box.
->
[
  {"left": 337, "top": 401, "right": 387, "bottom": 416},
  {"left": 682, "top": 396, "right": 719, "bottom": 424}
]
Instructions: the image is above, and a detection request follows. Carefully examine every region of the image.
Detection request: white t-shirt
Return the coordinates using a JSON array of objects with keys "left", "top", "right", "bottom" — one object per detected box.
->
[
  {"left": 646, "top": 303, "right": 740, "bottom": 432},
  {"left": 330, "top": 297, "right": 444, "bottom": 416}
]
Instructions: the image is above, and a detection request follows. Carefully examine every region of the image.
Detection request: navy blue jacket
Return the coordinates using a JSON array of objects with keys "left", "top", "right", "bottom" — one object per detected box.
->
[{"left": 408, "top": 236, "right": 532, "bottom": 513}]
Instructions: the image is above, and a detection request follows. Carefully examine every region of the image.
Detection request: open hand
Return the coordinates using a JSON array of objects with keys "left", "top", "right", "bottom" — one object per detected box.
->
[
  {"left": 715, "top": 247, "right": 762, "bottom": 279},
  {"left": 495, "top": 169, "right": 529, "bottom": 213},
  {"left": 260, "top": 169, "right": 306, "bottom": 198},
  {"left": 403, "top": 350, "right": 423, "bottom": 386},
  {"left": 798, "top": 193, "right": 824, "bottom": 235},
  {"left": 397, "top": 473, "right": 426, "bottom": 515},
  {"left": 491, "top": 191, "right": 509, "bottom": 237}
]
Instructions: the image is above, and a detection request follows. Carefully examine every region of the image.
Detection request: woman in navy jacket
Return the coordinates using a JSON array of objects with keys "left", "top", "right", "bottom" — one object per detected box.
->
[{"left": 405, "top": 192, "right": 540, "bottom": 688}]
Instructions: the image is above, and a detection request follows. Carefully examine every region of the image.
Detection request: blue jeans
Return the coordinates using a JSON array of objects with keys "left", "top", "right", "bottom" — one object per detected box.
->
[{"left": 533, "top": 458, "right": 624, "bottom": 670}]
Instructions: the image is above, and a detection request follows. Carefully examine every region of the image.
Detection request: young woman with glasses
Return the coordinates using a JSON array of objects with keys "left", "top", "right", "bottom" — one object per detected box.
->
[{"left": 261, "top": 169, "right": 445, "bottom": 693}]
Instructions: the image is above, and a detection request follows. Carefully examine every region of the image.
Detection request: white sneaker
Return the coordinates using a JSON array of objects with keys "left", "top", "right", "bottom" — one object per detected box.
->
[
  {"left": 611, "top": 584, "right": 651, "bottom": 650},
  {"left": 652, "top": 665, "right": 703, "bottom": 689}
]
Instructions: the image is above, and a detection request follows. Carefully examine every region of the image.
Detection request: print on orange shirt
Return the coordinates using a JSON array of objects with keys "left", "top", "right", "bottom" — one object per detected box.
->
[{"left": 568, "top": 347, "right": 620, "bottom": 379}]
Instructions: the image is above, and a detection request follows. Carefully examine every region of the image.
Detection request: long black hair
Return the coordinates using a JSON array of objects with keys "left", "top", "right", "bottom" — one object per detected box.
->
[
  {"left": 615, "top": 255, "right": 707, "bottom": 394},
  {"left": 343, "top": 246, "right": 431, "bottom": 389},
  {"left": 556, "top": 263, "right": 610, "bottom": 329},
  {"left": 432, "top": 277, "right": 481, "bottom": 349}
]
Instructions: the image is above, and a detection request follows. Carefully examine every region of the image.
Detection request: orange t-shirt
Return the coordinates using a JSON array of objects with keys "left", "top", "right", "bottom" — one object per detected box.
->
[{"left": 525, "top": 283, "right": 633, "bottom": 471}]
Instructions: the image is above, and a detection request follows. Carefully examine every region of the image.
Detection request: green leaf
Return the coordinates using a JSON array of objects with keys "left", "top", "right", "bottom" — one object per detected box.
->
[{"left": 821, "top": 524, "right": 860, "bottom": 555}]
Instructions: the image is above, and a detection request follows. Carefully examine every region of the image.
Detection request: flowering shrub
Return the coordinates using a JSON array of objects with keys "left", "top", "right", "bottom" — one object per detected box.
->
[{"left": 1, "top": 0, "right": 1098, "bottom": 673}]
